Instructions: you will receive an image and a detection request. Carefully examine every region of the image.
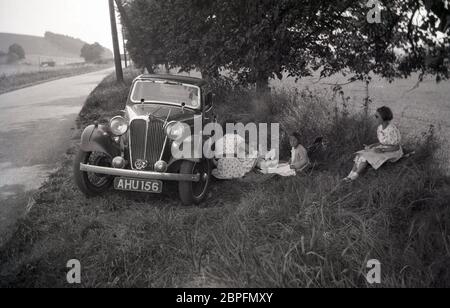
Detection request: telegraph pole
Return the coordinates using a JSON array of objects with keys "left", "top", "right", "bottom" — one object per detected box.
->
[
  {"left": 109, "top": 0, "right": 123, "bottom": 83},
  {"left": 122, "top": 26, "right": 128, "bottom": 68}
]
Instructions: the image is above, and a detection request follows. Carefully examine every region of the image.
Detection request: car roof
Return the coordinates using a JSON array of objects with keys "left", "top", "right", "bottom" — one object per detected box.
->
[{"left": 135, "top": 74, "right": 207, "bottom": 87}]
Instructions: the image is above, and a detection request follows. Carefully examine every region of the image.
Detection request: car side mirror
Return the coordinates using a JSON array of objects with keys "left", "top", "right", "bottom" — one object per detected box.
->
[{"left": 205, "top": 93, "right": 214, "bottom": 112}]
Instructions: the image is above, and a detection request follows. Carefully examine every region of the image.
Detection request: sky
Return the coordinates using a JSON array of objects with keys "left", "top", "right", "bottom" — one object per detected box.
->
[{"left": 0, "top": 0, "right": 123, "bottom": 51}]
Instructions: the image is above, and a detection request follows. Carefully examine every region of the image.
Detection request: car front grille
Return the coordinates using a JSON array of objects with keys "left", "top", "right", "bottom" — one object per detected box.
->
[{"left": 129, "top": 118, "right": 166, "bottom": 171}]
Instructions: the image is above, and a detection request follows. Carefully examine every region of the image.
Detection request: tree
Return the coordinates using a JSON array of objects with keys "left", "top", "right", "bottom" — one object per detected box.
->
[
  {"left": 80, "top": 43, "right": 105, "bottom": 63},
  {"left": 115, "top": 0, "right": 167, "bottom": 73},
  {"left": 121, "top": 0, "right": 450, "bottom": 90},
  {"left": 424, "top": 0, "right": 450, "bottom": 32},
  {"left": 8, "top": 43, "right": 25, "bottom": 61}
]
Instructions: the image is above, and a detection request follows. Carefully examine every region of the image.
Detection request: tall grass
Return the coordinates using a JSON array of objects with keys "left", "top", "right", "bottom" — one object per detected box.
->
[{"left": 0, "top": 73, "right": 449, "bottom": 288}]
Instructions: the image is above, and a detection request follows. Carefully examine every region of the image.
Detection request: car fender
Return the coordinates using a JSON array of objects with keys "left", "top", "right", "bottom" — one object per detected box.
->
[
  {"left": 80, "top": 125, "right": 121, "bottom": 158},
  {"left": 170, "top": 134, "right": 204, "bottom": 163}
]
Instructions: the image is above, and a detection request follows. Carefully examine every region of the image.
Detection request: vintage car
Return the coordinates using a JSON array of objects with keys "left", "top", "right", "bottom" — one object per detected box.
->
[{"left": 73, "top": 74, "right": 215, "bottom": 205}]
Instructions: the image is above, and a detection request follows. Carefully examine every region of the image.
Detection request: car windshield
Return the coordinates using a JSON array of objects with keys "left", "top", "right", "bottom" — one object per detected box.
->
[{"left": 131, "top": 80, "right": 201, "bottom": 108}]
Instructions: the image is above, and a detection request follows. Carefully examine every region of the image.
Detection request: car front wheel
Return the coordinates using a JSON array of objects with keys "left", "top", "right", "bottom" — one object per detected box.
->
[
  {"left": 178, "top": 160, "right": 211, "bottom": 206},
  {"left": 73, "top": 149, "right": 114, "bottom": 197}
]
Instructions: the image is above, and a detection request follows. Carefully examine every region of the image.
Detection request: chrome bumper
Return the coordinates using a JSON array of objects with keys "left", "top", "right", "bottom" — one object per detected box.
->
[{"left": 80, "top": 164, "right": 200, "bottom": 182}]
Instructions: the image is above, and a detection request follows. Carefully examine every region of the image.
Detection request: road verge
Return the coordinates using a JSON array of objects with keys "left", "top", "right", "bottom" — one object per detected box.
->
[{"left": 1, "top": 72, "right": 449, "bottom": 288}]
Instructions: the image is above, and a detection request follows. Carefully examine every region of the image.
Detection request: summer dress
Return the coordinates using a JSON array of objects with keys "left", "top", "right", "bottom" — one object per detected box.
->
[
  {"left": 355, "top": 123, "right": 404, "bottom": 170},
  {"left": 212, "top": 134, "right": 258, "bottom": 180}
]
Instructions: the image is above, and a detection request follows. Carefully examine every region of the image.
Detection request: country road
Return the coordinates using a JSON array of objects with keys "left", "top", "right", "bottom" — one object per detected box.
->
[{"left": 0, "top": 67, "right": 114, "bottom": 238}]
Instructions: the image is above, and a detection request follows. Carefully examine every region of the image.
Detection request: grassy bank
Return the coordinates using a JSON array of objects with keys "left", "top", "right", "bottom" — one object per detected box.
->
[
  {"left": 0, "top": 73, "right": 449, "bottom": 288},
  {"left": 0, "top": 63, "right": 113, "bottom": 94}
]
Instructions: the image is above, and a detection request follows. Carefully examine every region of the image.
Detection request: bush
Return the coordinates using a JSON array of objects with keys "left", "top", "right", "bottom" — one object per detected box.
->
[
  {"left": 80, "top": 43, "right": 105, "bottom": 63},
  {"left": 8, "top": 43, "right": 25, "bottom": 60}
]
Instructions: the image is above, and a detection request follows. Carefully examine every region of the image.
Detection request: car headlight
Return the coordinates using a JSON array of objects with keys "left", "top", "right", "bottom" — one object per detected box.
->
[
  {"left": 110, "top": 116, "right": 129, "bottom": 136},
  {"left": 165, "top": 121, "right": 190, "bottom": 141}
]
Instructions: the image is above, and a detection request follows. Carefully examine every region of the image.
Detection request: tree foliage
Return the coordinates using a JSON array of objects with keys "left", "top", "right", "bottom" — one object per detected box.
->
[
  {"left": 8, "top": 43, "right": 26, "bottom": 62},
  {"left": 119, "top": 0, "right": 450, "bottom": 89},
  {"left": 80, "top": 43, "right": 105, "bottom": 63}
]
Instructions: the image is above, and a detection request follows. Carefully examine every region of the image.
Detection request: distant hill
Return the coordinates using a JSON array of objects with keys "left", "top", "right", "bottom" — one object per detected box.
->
[{"left": 0, "top": 32, "right": 113, "bottom": 63}]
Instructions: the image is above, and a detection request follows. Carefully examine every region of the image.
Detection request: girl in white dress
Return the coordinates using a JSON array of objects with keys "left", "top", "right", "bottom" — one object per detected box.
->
[
  {"left": 289, "top": 132, "right": 310, "bottom": 171},
  {"left": 344, "top": 106, "right": 404, "bottom": 181}
]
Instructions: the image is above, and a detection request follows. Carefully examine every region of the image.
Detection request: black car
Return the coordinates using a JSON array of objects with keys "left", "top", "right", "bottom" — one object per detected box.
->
[{"left": 73, "top": 74, "right": 215, "bottom": 205}]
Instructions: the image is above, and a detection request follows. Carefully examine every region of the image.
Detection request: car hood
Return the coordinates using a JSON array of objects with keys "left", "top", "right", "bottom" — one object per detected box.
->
[{"left": 127, "top": 104, "right": 199, "bottom": 122}]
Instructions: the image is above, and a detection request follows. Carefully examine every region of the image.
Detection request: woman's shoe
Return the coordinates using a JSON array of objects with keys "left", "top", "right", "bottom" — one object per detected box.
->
[{"left": 343, "top": 172, "right": 359, "bottom": 182}]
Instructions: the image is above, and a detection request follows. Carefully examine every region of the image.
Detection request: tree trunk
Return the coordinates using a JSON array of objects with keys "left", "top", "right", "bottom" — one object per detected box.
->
[
  {"left": 256, "top": 76, "right": 270, "bottom": 93},
  {"left": 165, "top": 62, "right": 170, "bottom": 74},
  {"left": 201, "top": 68, "right": 219, "bottom": 83},
  {"left": 363, "top": 80, "right": 370, "bottom": 117},
  {"left": 146, "top": 56, "right": 156, "bottom": 74},
  {"left": 146, "top": 64, "right": 155, "bottom": 74}
]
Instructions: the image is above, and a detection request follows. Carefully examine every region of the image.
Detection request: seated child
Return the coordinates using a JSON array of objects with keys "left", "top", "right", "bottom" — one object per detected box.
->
[{"left": 289, "top": 132, "right": 310, "bottom": 171}]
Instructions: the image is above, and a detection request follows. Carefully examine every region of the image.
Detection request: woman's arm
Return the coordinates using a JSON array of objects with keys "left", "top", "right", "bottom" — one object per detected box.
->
[
  {"left": 291, "top": 160, "right": 308, "bottom": 170},
  {"left": 366, "top": 143, "right": 381, "bottom": 149},
  {"left": 375, "top": 145, "right": 400, "bottom": 153}
]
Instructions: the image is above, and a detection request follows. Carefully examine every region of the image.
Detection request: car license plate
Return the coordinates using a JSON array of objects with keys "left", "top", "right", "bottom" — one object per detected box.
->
[{"left": 114, "top": 178, "right": 163, "bottom": 194}]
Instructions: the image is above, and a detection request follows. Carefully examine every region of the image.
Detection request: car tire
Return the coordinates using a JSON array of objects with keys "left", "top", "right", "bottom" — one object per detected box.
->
[
  {"left": 73, "top": 150, "right": 113, "bottom": 197},
  {"left": 178, "top": 160, "right": 211, "bottom": 206}
]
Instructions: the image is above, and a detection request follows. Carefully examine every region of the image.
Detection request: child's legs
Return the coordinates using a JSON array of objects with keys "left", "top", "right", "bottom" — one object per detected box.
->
[{"left": 351, "top": 162, "right": 358, "bottom": 173}]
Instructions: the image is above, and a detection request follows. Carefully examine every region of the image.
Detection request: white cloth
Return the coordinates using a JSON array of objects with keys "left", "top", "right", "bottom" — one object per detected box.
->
[
  {"left": 267, "top": 163, "right": 296, "bottom": 177},
  {"left": 258, "top": 149, "right": 279, "bottom": 173}
]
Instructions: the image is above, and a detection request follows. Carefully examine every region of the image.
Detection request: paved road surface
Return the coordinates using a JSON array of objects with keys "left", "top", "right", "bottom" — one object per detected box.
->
[{"left": 0, "top": 68, "right": 114, "bottom": 238}]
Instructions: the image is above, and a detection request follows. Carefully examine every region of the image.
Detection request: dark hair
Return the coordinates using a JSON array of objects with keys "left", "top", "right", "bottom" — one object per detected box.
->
[
  {"left": 290, "top": 132, "right": 302, "bottom": 142},
  {"left": 377, "top": 106, "right": 394, "bottom": 122}
]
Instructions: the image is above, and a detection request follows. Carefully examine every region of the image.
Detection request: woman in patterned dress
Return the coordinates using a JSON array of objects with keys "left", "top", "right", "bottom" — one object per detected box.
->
[
  {"left": 344, "top": 106, "right": 404, "bottom": 182},
  {"left": 211, "top": 132, "right": 259, "bottom": 180}
]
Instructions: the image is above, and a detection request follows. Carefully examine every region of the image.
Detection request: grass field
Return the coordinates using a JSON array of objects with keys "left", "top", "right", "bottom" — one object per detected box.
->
[
  {"left": 0, "top": 70, "right": 449, "bottom": 288},
  {"left": 0, "top": 64, "right": 59, "bottom": 77},
  {"left": 0, "top": 62, "right": 113, "bottom": 94}
]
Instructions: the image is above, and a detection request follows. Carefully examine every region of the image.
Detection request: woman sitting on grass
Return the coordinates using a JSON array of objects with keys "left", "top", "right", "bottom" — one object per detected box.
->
[
  {"left": 344, "top": 106, "right": 404, "bottom": 182},
  {"left": 211, "top": 120, "right": 259, "bottom": 180}
]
